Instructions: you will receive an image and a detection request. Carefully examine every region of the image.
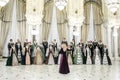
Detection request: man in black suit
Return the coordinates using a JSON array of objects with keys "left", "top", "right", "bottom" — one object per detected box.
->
[
  {"left": 8, "top": 39, "right": 14, "bottom": 56},
  {"left": 98, "top": 40, "right": 104, "bottom": 65},
  {"left": 42, "top": 39, "right": 48, "bottom": 55},
  {"left": 15, "top": 39, "right": 22, "bottom": 63}
]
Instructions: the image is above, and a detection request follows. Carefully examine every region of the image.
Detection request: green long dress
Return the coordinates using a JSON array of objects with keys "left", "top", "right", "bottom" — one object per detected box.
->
[{"left": 74, "top": 47, "right": 83, "bottom": 64}]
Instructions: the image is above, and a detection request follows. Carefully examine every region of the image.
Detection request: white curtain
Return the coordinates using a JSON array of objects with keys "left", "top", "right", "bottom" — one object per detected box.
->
[
  {"left": 87, "top": 4, "right": 96, "bottom": 41},
  {"left": 42, "top": 1, "right": 53, "bottom": 40},
  {"left": 0, "top": 0, "right": 14, "bottom": 56},
  {"left": 3, "top": 0, "right": 20, "bottom": 57},
  {"left": 48, "top": 5, "right": 60, "bottom": 45},
  {"left": 82, "top": 1, "right": 103, "bottom": 42},
  {"left": 17, "top": 0, "right": 26, "bottom": 44}
]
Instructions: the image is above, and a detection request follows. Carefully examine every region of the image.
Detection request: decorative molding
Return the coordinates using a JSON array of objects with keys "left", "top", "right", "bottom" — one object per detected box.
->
[{"left": 84, "top": 0, "right": 102, "bottom": 8}]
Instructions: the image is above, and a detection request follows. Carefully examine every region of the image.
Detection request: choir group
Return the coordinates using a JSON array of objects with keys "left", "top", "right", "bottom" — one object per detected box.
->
[{"left": 6, "top": 38, "right": 112, "bottom": 67}]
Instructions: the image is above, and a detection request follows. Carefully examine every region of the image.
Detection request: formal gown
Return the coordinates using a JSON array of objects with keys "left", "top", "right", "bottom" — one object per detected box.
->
[
  {"left": 59, "top": 48, "right": 70, "bottom": 74},
  {"left": 74, "top": 47, "right": 83, "bottom": 64},
  {"left": 103, "top": 48, "right": 112, "bottom": 65},
  {"left": 66, "top": 49, "right": 73, "bottom": 65},
  {"left": 85, "top": 47, "right": 91, "bottom": 64},
  {"left": 21, "top": 48, "right": 26, "bottom": 65},
  {"left": 94, "top": 48, "right": 100, "bottom": 65},
  {"left": 34, "top": 47, "right": 43, "bottom": 65},
  {"left": 40, "top": 46, "right": 45, "bottom": 62},
  {"left": 58, "top": 49, "right": 62, "bottom": 65},
  {"left": 25, "top": 47, "right": 31, "bottom": 65},
  {"left": 46, "top": 48, "right": 55, "bottom": 65},
  {"left": 103, "top": 52, "right": 108, "bottom": 65},
  {"left": 6, "top": 48, "right": 18, "bottom": 66},
  {"left": 15, "top": 43, "right": 22, "bottom": 63}
]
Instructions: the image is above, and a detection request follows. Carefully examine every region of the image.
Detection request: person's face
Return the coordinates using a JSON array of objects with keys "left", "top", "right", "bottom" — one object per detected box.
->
[{"left": 63, "top": 44, "right": 67, "bottom": 49}]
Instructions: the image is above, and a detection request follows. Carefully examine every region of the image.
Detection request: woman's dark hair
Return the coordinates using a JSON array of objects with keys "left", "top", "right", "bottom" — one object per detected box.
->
[
  {"left": 61, "top": 42, "right": 68, "bottom": 46},
  {"left": 10, "top": 39, "right": 13, "bottom": 42}
]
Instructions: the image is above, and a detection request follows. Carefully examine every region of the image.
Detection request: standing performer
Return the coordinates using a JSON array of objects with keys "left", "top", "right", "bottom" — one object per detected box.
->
[
  {"left": 42, "top": 39, "right": 48, "bottom": 56},
  {"left": 52, "top": 39, "right": 58, "bottom": 64},
  {"left": 94, "top": 46, "right": 100, "bottom": 65},
  {"left": 8, "top": 39, "right": 14, "bottom": 56},
  {"left": 66, "top": 45, "right": 73, "bottom": 65},
  {"left": 98, "top": 40, "right": 104, "bottom": 65},
  {"left": 39, "top": 43, "right": 45, "bottom": 63},
  {"left": 24, "top": 43, "right": 31, "bottom": 65},
  {"left": 59, "top": 42, "right": 70, "bottom": 74},
  {"left": 46, "top": 45, "right": 55, "bottom": 65},
  {"left": 79, "top": 40, "right": 85, "bottom": 64},
  {"left": 88, "top": 41, "right": 94, "bottom": 64},
  {"left": 74, "top": 44, "right": 83, "bottom": 64},
  {"left": 6, "top": 44, "right": 18, "bottom": 66},
  {"left": 15, "top": 39, "right": 22, "bottom": 63},
  {"left": 70, "top": 42, "right": 75, "bottom": 64},
  {"left": 31, "top": 40, "right": 37, "bottom": 64},
  {"left": 84, "top": 45, "right": 91, "bottom": 64},
  {"left": 58, "top": 45, "right": 62, "bottom": 64},
  {"left": 103, "top": 45, "right": 112, "bottom": 65},
  {"left": 34, "top": 47, "right": 43, "bottom": 65}
]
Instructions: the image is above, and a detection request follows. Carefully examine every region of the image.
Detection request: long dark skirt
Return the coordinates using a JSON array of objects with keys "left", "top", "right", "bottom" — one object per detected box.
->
[
  {"left": 59, "top": 54, "right": 70, "bottom": 74},
  {"left": 21, "top": 54, "right": 25, "bottom": 65},
  {"left": 6, "top": 56, "right": 12, "bottom": 66},
  {"left": 107, "top": 56, "right": 112, "bottom": 65}
]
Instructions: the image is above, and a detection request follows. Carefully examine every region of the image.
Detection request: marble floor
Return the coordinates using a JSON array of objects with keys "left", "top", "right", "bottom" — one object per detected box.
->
[{"left": 0, "top": 59, "right": 120, "bottom": 80}]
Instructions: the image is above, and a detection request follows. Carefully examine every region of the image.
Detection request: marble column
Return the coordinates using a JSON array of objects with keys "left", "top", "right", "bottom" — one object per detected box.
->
[
  {"left": 76, "top": 25, "right": 82, "bottom": 44},
  {"left": 101, "top": 24, "right": 107, "bottom": 44},
  {"left": 113, "top": 26, "right": 119, "bottom": 60},
  {"left": 107, "top": 26, "right": 112, "bottom": 58},
  {"left": 68, "top": 25, "right": 73, "bottom": 43}
]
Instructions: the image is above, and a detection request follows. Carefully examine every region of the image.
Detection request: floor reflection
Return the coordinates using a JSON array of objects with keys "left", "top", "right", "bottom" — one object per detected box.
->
[{"left": 0, "top": 59, "right": 120, "bottom": 80}]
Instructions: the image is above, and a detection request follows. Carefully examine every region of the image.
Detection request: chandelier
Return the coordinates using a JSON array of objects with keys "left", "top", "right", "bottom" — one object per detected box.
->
[
  {"left": 0, "top": 0, "right": 9, "bottom": 7},
  {"left": 105, "top": 0, "right": 120, "bottom": 13},
  {"left": 55, "top": 0, "right": 67, "bottom": 11}
]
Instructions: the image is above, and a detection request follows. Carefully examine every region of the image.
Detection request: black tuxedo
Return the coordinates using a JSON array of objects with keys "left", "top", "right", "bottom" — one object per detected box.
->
[
  {"left": 8, "top": 43, "right": 14, "bottom": 56},
  {"left": 88, "top": 43, "right": 94, "bottom": 64},
  {"left": 98, "top": 44, "right": 104, "bottom": 64},
  {"left": 104, "top": 48, "right": 112, "bottom": 65},
  {"left": 42, "top": 41, "right": 48, "bottom": 54}
]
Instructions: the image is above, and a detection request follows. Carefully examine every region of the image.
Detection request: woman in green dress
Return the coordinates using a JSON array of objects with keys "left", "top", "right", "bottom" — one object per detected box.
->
[{"left": 74, "top": 44, "right": 83, "bottom": 64}]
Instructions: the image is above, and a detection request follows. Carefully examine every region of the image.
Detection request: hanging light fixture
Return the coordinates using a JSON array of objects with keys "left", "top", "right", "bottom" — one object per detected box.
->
[
  {"left": 0, "top": 0, "right": 9, "bottom": 7},
  {"left": 55, "top": 0, "right": 67, "bottom": 11},
  {"left": 105, "top": 0, "right": 120, "bottom": 13}
]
